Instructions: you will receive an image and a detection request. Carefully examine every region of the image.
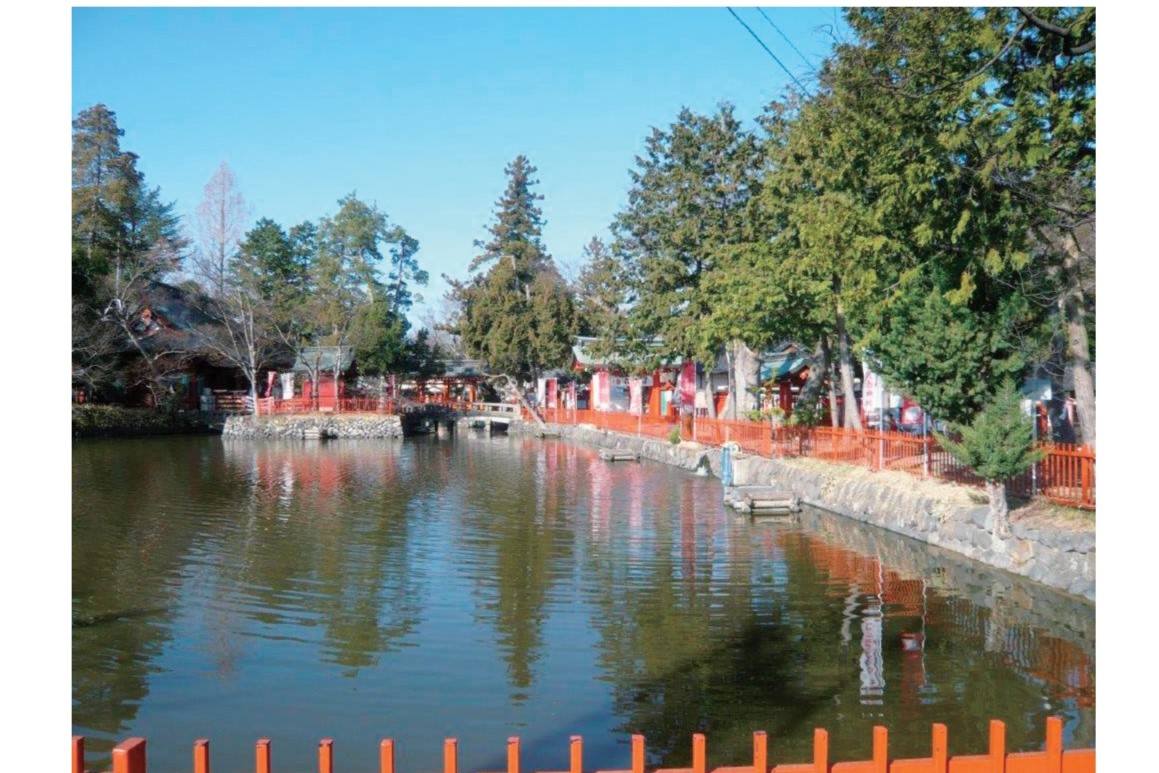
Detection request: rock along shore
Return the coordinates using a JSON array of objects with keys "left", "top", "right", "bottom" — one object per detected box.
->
[{"left": 514, "top": 420, "right": 1095, "bottom": 603}]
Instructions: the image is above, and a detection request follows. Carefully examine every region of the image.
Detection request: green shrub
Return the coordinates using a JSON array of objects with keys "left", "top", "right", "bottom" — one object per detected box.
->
[
  {"left": 72, "top": 404, "right": 211, "bottom": 438},
  {"left": 937, "top": 379, "right": 1043, "bottom": 481},
  {"left": 668, "top": 427, "right": 681, "bottom": 445}
]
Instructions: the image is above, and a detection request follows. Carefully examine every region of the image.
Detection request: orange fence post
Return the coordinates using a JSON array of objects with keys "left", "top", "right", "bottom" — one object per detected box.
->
[
  {"left": 1045, "top": 717, "right": 1062, "bottom": 773},
  {"left": 570, "top": 736, "right": 584, "bottom": 773},
  {"left": 319, "top": 739, "right": 334, "bottom": 773},
  {"left": 73, "top": 736, "right": 85, "bottom": 773},
  {"left": 753, "top": 731, "right": 767, "bottom": 773},
  {"left": 256, "top": 738, "right": 272, "bottom": 773},
  {"left": 988, "top": 720, "right": 1006, "bottom": 773},
  {"left": 872, "top": 727, "right": 887, "bottom": 773},
  {"left": 445, "top": 738, "right": 459, "bottom": 773},
  {"left": 380, "top": 740, "right": 395, "bottom": 773},
  {"left": 931, "top": 724, "right": 948, "bottom": 773},
  {"left": 693, "top": 734, "right": 706, "bottom": 773},
  {"left": 112, "top": 738, "right": 147, "bottom": 773},
  {"left": 811, "top": 729, "right": 827, "bottom": 773},
  {"left": 632, "top": 735, "right": 645, "bottom": 773},
  {"left": 1081, "top": 453, "right": 1093, "bottom": 508},
  {"left": 194, "top": 739, "right": 210, "bottom": 773},
  {"left": 508, "top": 737, "right": 521, "bottom": 773}
]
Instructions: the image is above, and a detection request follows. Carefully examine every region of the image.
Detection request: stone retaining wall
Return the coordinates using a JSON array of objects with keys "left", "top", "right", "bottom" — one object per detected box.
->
[
  {"left": 223, "top": 413, "right": 404, "bottom": 439},
  {"left": 515, "top": 421, "right": 1095, "bottom": 603}
]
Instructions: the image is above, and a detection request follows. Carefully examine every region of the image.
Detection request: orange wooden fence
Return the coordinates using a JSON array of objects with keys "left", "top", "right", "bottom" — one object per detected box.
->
[
  {"left": 550, "top": 408, "right": 1094, "bottom": 510},
  {"left": 242, "top": 398, "right": 1096, "bottom": 509},
  {"left": 72, "top": 717, "right": 1093, "bottom": 773}
]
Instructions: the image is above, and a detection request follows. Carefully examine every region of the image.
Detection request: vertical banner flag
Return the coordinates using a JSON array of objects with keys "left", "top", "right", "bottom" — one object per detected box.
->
[
  {"left": 628, "top": 377, "right": 643, "bottom": 415},
  {"left": 599, "top": 371, "right": 611, "bottom": 410},
  {"left": 546, "top": 378, "right": 557, "bottom": 409},
  {"left": 267, "top": 370, "right": 277, "bottom": 396},
  {"left": 862, "top": 368, "right": 881, "bottom": 426},
  {"left": 680, "top": 361, "right": 697, "bottom": 410}
]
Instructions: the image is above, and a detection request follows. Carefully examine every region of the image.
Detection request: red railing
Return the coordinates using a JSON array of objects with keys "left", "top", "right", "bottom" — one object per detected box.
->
[
  {"left": 552, "top": 410, "right": 1094, "bottom": 510},
  {"left": 72, "top": 717, "right": 1093, "bottom": 773},
  {"left": 246, "top": 398, "right": 1094, "bottom": 509}
]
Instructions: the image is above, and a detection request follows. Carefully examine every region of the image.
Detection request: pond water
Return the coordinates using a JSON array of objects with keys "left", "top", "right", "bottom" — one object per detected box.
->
[{"left": 73, "top": 434, "right": 1095, "bottom": 772}]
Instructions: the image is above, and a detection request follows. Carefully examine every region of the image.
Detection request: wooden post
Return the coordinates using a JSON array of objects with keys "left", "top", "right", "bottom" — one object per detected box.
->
[
  {"left": 256, "top": 739, "right": 272, "bottom": 773},
  {"left": 752, "top": 732, "right": 767, "bottom": 773},
  {"left": 73, "top": 736, "right": 85, "bottom": 773},
  {"left": 931, "top": 724, "right": 948, "bottom": 773},
  {"left": 811, "top": 729, "right": 827, "bottom": 773},
  {"left": 570, "top": 736, "right": 583, "bottom": 773},
  {"left": 319, "top": 739, "right": 334, "bottom": 773},
  {"left": 632, "top": 735, "right": 645, "bottom": 773},
  {"left": 380, "top": 740, "right": 395, "bottom": 773},
  {"left": 692, "top": 734, "right": 706, "bottom": 773},
  {"left": 194, "top": 739, "right": 210, "bottom": 773},
  {"left": 988, "top": 720, "right": 1006, "bottom": 773},
  {"left": 872, "top": 727, "right": 887, "bottom": 773},
  {"left": 1045, "top": 717, "right": 1063, "bottom": 773},
  {"left": 1081, "top": 453, "right": 1092, "bottom": 508},
  {"left": 112, "top": 738, "right": 147, "bottom": 773},
  {"left": 508, "top": 737, "right": 520, "bottom": 773},
  {"left": 445, "top": 738, "right": 458, "bottom": 773}
]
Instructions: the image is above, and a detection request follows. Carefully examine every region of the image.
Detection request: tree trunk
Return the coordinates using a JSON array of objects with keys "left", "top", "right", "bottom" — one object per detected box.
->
[
  {"left": 984, "top": 479, "right": 1011, "bottom": 539},
  {"left": 1061, "top": 232, "right": 1095, "bottom": 449},
  {"left": 246, "top": 368, "right": 260, "bottom": 417},
  {"left": 702, "top": 356, "right": 718, "bottom": 419},
  {"left": 797, "top": 337, "right": 828, "bottom": 418},
  {"left": 728, "top": 338, "right": 761, "bottom": 419},
  {"left": 821, "top": 334, "right": 841, "bottom": 428},
  {"left": 834, "top": 299, "right": 862, "bottom": 431}
]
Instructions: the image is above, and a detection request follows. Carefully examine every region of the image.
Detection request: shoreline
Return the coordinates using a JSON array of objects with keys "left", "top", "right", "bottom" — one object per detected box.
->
[{"left": 513, "top": 419, "right": 1095, "bottom": 603}]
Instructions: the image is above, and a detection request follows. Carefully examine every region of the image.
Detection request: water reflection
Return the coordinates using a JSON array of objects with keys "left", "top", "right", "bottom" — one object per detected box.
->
[{"left": 73, "top": 436, "right": 1094, "bottom": 772}]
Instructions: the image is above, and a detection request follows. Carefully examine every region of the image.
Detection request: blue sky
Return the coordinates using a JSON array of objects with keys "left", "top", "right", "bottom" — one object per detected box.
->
[{"left": 71, "top": 5, "right": 847, "bottom": 322}]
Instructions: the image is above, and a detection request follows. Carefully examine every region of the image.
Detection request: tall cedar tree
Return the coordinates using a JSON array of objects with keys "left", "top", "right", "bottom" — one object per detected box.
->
[
  {"left": 572, "top": 237, "right": 635, "bottom": 361},
  {"left": 611, "top": 105, "right": 764, "bottom": 417},
  {"left": 72, "top": 103, "right": 190, "bottom": 403},
  {"left": 826, "top": 8, "right": 1093, "bottom": 440},
  {"left": 451, "top": 156, "right": 577, "bottom": 383}
]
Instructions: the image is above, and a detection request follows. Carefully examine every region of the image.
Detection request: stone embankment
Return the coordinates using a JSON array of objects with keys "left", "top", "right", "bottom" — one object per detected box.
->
[
  {"left": 515, "top": 421, "right": 1095, "bottom": 603},
  {"left": 223, "top": 413, "right": 404, "bottom": 439}
]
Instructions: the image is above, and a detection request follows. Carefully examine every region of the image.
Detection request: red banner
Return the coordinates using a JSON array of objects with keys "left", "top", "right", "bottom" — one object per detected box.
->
[{"left": 680, "top": 361, "right": 697, "bottom": 410}]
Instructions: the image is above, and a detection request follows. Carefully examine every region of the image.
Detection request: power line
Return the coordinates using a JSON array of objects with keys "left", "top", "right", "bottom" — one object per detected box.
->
[
  {"left": 725, "top": 7, "right": 812, "bottom": 97},
  {"left": 755, "top": 7, "right": 815, "bottom": 72}
]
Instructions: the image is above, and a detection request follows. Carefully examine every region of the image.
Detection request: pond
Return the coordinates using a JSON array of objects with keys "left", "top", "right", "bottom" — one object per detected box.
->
[{"left": 73, "top": 433, "right": 1094, "bottom": 772}]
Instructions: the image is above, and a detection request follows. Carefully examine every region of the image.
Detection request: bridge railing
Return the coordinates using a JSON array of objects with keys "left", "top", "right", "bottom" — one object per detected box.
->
[{"left": 72, "top": 717, "right": 1093, "bottom": 773}]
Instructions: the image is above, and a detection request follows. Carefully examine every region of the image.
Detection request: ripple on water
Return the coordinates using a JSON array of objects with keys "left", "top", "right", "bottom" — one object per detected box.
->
[{"left": 73, "top": 436, "right": 1094, "bottom": 772}]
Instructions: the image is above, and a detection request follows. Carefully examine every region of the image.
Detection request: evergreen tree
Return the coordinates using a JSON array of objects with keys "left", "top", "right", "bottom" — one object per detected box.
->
[
  {"left": 938, "top": 379, "right": 1045, "bottom": 537},
  {"left": 72, "top": 103, "right": 139, "bottom": 300},
  {"left": 72, "top": 103, "right": 190, "bottom": 403},
  {"left": 611, "top": 105, "right": 764, "bottom": 416},
  {"left": 873, "top": 277, "right": 1027, "bottom": 426},
  {"left": 452, "top": 156, "right": 577, "bottom": 383}
]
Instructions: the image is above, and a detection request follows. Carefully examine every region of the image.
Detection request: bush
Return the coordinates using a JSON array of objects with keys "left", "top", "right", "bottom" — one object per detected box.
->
[
  {"left": 668, "top": 426, "right": 682, "bottom": 445},
  {"left": 937, "top": 379, "right": 1045, "bottom": 537},
  {"left": 72, "top": 404, "right": 212, "bottom": 438},
  {"left": 937, "top": 379, "right": 1043, "bottom": 481}
]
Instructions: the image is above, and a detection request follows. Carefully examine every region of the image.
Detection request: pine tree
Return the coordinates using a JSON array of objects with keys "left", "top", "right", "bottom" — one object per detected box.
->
[
  {"left": 938, "top": 379, "right": 1045, "bottom": 537},
  {"left": 612, "top": 105, "right": 765, "bottom": 417},
  {"left": 452, "top": 157, "right": 577, "bottom": 383}
]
